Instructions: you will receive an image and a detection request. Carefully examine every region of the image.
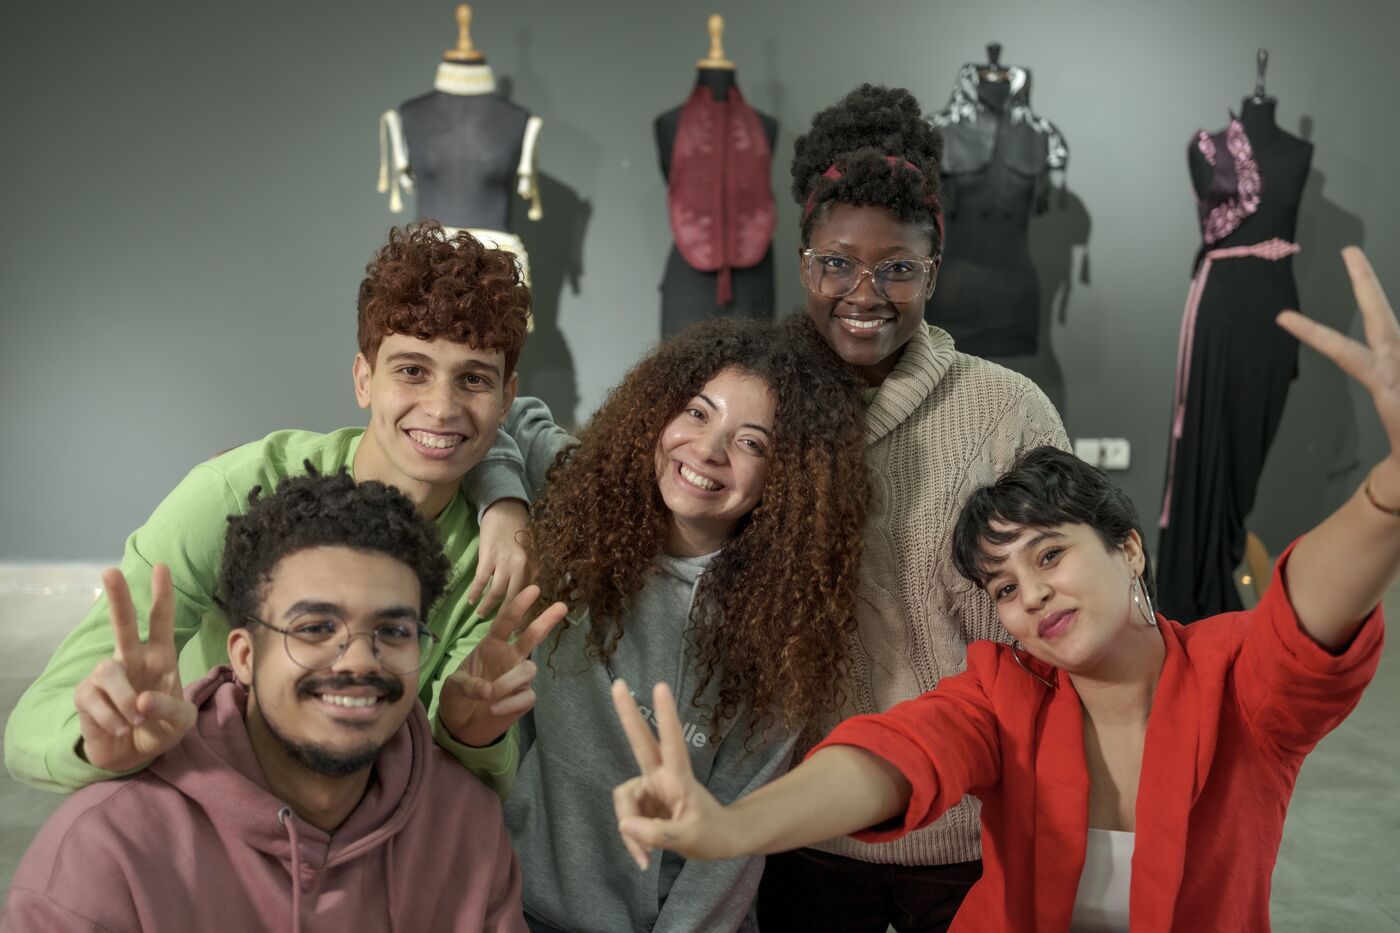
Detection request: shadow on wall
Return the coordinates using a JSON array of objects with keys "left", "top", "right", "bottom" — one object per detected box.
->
[
  {"left": 1250, "top": 135, "right": 1366, "bottom": 552},
  {"left": 499, "top": 33, "right": 601, "bottom": 428},
  {"left": 514, "top": 171, "right": 591, "bottom": 426},
  {"left": 990, "top": 186, "right": 1092, "bottom": 421}
]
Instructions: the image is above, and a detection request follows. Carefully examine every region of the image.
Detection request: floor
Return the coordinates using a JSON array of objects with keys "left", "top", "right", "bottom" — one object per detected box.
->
[{"left": 0, "top": 563, "right": 1397, "bottom": 929}]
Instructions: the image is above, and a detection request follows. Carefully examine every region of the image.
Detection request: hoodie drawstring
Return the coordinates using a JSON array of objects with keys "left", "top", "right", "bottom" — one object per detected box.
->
[
  {"left": 386, "top": 836, "right": 398, "bottom": 932},
  {"left": 278, "top": 806, "right": 304, "bottom": 933}
]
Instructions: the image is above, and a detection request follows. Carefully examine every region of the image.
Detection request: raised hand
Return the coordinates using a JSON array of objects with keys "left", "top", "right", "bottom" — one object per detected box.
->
[
  {"left": 1278, "top": 248, "right": 1400, "bottom": 458},
  {"left": 467, "top": 499, "right": 534, "bottom": 617},
  {"left": 611, "top": 680, "right": 733, "bottom": 869},
  {"left": 74, "top": 565, "right": 196, "bottom": 772},
  {"left": 437, "top": 584, "right": 567, "bottom": 748}
]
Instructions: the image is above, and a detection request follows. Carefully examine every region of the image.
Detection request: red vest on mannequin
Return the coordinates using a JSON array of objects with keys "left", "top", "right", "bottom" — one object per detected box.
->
[{"left": 667, "top": 86, "right": 775, "bottom": 306}]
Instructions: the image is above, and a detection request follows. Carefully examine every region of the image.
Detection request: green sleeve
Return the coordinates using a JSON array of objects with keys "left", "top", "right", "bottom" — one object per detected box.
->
[
  {"left": 420, "top": 535, "right": 521, "bottom": 798},
  {"left": 3, "top": 464, "right": 244, "bottom": 792},
  {"left": 430, "top": 716, "right": 519, "bottom": 799}
]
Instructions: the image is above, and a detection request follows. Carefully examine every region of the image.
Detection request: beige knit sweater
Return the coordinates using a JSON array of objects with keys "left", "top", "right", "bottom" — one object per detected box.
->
[{"left": 815, "top": 323, "right": 1070, "bottom": 866}]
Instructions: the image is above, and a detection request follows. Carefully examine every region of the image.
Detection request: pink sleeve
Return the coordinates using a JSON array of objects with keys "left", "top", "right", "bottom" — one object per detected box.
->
[
  {"left": 481, "top": 819, "right": 527, "bottom": 933},
  {"left": 1, "top": 889, "right": 115, "bottom": 933},
  {"left": 808, "top": 648, "right": 1003, "bottom": 842},
  {"left": 1233, "top": 541, "right": 1385, "bottom": 758}
]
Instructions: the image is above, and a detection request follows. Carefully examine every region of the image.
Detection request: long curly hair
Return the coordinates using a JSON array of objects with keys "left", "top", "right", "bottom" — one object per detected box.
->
[
  {"left": 357, "top": 222, "right": 531, "bottom": 375},
  {"left": 528, "top": 318, "right": 868, "bottom": 740},
  {"left": 792, "top": 84, "right": 945, "bottom": 250}
]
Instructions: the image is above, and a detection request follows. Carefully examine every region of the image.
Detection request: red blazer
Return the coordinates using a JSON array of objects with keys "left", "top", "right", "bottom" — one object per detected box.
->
[{"left": 814, "top": 550, "right": 1383, "bottom": 932}]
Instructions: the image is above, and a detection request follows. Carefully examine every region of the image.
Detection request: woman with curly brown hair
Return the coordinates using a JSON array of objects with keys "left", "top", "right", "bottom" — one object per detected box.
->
[{"left": 489, "top": 318, "right": 868, "bottom": 933}]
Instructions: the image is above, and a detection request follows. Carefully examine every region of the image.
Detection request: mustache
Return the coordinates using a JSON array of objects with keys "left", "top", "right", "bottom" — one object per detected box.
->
[{"left": 296, "top": 672, "right": 405, "bottom": 703}]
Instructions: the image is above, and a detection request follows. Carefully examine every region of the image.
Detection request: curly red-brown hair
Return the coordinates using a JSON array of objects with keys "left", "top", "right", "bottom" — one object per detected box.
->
[
  {"left": 357, "top": 222, "right": 531, "bottom": 375},
  {"left": 529, "top": 317, "right": 869, "bottom": 741}
]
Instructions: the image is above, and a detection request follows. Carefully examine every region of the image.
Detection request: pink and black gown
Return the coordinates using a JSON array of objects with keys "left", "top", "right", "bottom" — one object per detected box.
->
[{"left": 1156, "top": 100, "right": 1312, "bottom": 622}]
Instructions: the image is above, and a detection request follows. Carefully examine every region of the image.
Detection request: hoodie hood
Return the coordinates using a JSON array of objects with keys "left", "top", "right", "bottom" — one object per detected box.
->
[
  {"left": 149, "top": 667, "right": 428, "bottom": 916},
  {"left": 4, "top": 666, "right": 524, "bottom": 933}
]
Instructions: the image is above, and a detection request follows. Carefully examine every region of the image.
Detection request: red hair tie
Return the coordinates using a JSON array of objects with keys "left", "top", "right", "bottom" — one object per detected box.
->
[{"left": 802, "top": 156, "right": 944, "bottom": 246}]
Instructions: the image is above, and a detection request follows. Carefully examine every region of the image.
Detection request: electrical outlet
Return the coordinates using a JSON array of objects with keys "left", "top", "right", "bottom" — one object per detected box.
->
[
  {"left": 1100, "top": 438, "right": 1131, "bottom": 470},
  {"left": 1073, "top": 438, "right": 1102, "bottom": 466}
]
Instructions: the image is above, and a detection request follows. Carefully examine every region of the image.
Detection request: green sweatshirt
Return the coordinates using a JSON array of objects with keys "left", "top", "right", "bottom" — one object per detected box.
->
[{"left": 4, "top": 427, "right": 526, "bottom": 795}]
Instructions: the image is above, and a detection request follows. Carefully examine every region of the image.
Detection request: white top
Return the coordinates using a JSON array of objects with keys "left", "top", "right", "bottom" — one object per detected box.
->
[{"left": 1069, "top": 828, "right": 1133, "bottom": 932}]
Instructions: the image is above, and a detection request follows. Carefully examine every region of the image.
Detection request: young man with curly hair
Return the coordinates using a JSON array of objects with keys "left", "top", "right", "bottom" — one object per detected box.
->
[
  {"left": 3, "top": 471, "right": 535, "bottom": 932},
  {"left": 5, "top": 224, "right": 558, "bottom": 797}
]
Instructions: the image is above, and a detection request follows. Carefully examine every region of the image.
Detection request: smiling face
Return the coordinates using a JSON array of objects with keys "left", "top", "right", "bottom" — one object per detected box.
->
[
  {"left": 654, "top": 366, "right": 778, "bottom": 556},
  {"left": 980, "top": 522, "right": 1148, "bottom": 675},
  {"left": 802, "top": 203, "right": 939, "bottom": 385},
  {"left": 352, "top": 334, "right": 517, "bottom": 513},
  {"left": 230, "top": 546, "right": 423, "bottom": 778}
]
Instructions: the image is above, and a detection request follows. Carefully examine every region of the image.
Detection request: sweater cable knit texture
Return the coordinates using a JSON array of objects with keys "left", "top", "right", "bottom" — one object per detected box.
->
[{"left": 815, "top": 323, "right": 1069, "bottom": 866}]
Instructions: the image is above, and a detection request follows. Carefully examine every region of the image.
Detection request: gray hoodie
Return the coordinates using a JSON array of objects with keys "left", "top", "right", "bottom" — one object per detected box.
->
[{"left": 491, "top": 398, "right": 797, "bottom": 933}]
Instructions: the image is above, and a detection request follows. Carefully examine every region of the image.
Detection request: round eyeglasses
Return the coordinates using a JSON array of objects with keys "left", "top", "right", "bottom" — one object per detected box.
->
[
  {"left": 800, "top": 249, "right": 937, "bottom": 303},
  {"left": 246, "top": 615, "right": 440, "bottom": 675}
]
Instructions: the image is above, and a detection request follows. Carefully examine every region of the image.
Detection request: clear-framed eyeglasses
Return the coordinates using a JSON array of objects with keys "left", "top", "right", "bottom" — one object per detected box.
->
[
  {"left": 245, "top": 614, "right": 441, "bottom": 675},
  {"left": 800, "top": 249, "right": 938, "bottom": 303}
]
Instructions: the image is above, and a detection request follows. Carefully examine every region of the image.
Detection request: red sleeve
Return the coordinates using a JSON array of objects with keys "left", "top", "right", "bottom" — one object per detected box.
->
[
  {"left": 1233, "top": 540, "right": 1385, "bottom": 758},
  {"left": 807, "top": 645, "right": 1003, "bottom": 843}
]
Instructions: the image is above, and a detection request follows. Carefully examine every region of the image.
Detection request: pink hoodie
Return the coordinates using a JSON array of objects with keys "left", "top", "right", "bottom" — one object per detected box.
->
[{"left": 2, "top": 667, "right": 526, "bottom": 933}]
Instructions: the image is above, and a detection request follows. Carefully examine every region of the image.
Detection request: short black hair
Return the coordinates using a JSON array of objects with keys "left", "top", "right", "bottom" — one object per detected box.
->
[
  {"left": 217, "top": 467, "right": 450, "bottom": 627},
  {"left": 791, "top": 84, "right": 945, "bottom": 250},
  {"left": 952, "top": 447, "right": 1155, "bottom": 598}
]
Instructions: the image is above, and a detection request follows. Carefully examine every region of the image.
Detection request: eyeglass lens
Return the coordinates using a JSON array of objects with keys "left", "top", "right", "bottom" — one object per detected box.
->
[
  {"left": 282, "top": 618, "right": 431, "bottom": 674},
  {"left": 806, "top": 252, "right": 927, "bottom": 302}
]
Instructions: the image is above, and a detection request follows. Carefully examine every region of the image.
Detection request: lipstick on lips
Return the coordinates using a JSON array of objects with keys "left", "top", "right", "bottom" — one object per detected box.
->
[{"left": 1037, "top": 609, "right": 1076, "bottom": 641}]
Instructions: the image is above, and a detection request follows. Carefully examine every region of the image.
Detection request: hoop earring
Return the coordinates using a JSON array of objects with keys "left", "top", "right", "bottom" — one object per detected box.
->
[
  {"left": 1132, "top": 577, "right": 1159, "bottom": 627},
  {"left": 1012, "top": 641, "right": 1056, "bottom": 690}
]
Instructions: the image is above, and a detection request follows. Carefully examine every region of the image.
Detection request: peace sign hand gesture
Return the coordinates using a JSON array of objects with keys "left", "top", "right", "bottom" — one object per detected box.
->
[
  {"left": 437, "top": 585, "right": 568, "bottom": 749},
  {"left": 1279, "top": 248, "right": 1400, "bottom": 459},
  {"left": 610, "top": 680, "right": 736, "bottom": 870},
  {"left": 74, "top": 565, "right": 197, "bottom": 772}
]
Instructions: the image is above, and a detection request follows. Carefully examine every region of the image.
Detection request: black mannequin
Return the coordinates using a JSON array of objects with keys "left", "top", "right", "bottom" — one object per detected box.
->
[
  {"left": 654, "top": 68, "right": 778, "bottom": 337},
  {"left": 379, "top": 5, "right": 540, "bottom": 236},
  {"left": 1159, "top": 56, "right": 1315, "bottom": 623},
  {"left": 1188, "top": 98, "right": 1311, "bottom": 211}
]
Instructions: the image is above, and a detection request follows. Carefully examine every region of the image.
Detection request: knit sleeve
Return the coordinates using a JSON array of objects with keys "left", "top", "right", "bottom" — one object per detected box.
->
[
  {"left": 949, "top": 377, "right": 1070, "bottom": 647},
  {"left": 1012, "top": 379, "right": 1069, "bottom": 453},
  {"left": 808, "top": 647, "right": 1002, "bottom": 843},
  {"left": 1232, "top": 542, "right": 1384, "bottom": 759}
]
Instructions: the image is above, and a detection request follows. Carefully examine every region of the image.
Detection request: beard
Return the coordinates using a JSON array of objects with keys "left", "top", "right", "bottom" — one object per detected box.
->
[{"left": 254, "top": 671, "right": 406, "bottom": 778}]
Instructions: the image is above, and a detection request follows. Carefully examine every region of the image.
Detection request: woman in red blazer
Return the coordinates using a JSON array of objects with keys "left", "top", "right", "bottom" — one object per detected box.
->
[{"left": 607, "top": 247, "right": 1394, "bottom": 933}]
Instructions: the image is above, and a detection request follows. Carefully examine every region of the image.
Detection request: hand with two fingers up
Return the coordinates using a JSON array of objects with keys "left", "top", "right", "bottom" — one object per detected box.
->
[
  {"left": 609, "top": 680, "right": 736, "bottom": 870},
  {"left": 73, "top": 565, "right": 197, "bottom": 772},
  {"left": 437, "top": 584, "right": 568, "bottom": 749}
]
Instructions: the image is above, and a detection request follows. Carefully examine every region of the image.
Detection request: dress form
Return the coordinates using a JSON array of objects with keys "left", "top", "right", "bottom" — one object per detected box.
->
[
  {"left": 654, "top": 16, "right": 777, "bottom": 337},
  {"left": 1158, "top": 54, "right": 1314, "bottom": 622},
  {"left": 377, "top": 5, "right": 542, "bottom": 286}
]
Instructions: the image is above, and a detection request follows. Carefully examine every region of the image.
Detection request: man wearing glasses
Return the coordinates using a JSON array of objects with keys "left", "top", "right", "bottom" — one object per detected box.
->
[
  {"left": 3, "top": 471, "right": 542, "bottom": 932},
  {"left": 6, "top": 223, "right": 551, "bottom": 797}
]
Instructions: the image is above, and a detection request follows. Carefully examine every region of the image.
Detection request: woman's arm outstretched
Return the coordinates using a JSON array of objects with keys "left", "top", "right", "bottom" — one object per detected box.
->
[
  {"left": 609, "top": 681, "right": 910, "bottom": 868},
  {"left": 1278, "top": 248, "right": 1400, "bottom": 649}
]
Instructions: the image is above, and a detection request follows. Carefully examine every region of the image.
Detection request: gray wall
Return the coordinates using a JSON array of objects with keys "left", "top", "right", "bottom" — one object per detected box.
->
[{"left": 2, "top": 0, "right": 1397, "bottom": 560}]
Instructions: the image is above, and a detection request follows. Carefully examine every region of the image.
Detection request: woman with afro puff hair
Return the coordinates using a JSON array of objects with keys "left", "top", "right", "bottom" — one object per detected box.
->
[
  {"left": 485, "top": 317, "right": 869, "bottom": 933},
  {"left": 743, "top": 84, "right": 1071, "bottom": 931}
]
